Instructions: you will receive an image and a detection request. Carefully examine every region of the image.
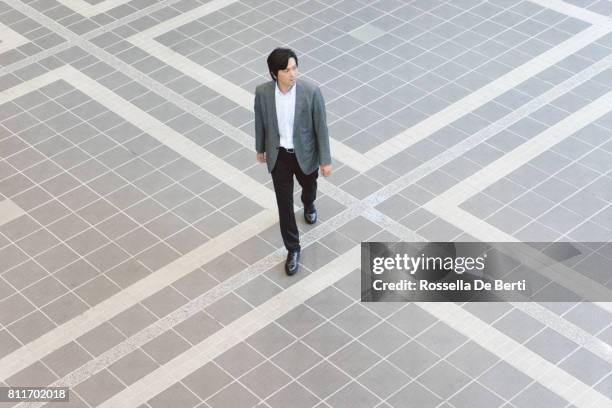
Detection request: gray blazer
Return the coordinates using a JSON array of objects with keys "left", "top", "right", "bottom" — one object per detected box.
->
[{"left": 254, "top": 79, "right": 331, "bottom": 174}]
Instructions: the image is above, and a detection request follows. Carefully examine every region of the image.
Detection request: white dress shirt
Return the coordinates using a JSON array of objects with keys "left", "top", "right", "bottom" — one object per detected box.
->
[{"left": 275, "top": 81, "right": 296, "bottom": 149}]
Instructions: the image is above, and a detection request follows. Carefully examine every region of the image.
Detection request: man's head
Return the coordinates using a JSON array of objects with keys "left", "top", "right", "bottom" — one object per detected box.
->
[{"left": 267, "top": 48, "right": 298, "bottom": 90}]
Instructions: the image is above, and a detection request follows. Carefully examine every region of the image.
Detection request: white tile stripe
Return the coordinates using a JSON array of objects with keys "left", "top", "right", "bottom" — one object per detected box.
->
[
  {"left": 0, "top": 22, "right": 29, "bottom": 55},
  {"left": 426, "top": 88, "right": 612, "bottom": 205},
  {"left": 534, "top": 0, "right": 612, "bottom": 25},
  {"left": 0, "top": 199, "right": 25, "bottom": 226},
  {"left": 424, "top": 89, "right": 612, "bottom": 314},
  {"left": 59, "top": 65, "right": 278, "bottom": 211},
  {"left": 122, "top": 0, "right": 612, "bottom": 172},
  {"left": 0, "top": 209, "right": 278, "bottom": 381},
  {"left": 54, "top": 0, "right": 135, "bottom": 18},
  {"left": 0, "top": 64, "right": 284, "bottom": 381},
  {"left": 366, "top": 24, "right": 611, "bottom": 166},
  {"left": 97, "top": 245, "right": 362, "bottom": 408},
  {"left": 92, "top": 242, "right": 612, "bottom": 408},
  {"left": 127, "top": 20, "right": 376, "bottom": 172},
  {"left": 0, "top": 63, "right": 280, "bottom": 210},
  {"left": 420, "top": 302, "right": 612, "bottom": 408},
  {"left": 512, "top": 302, "right": 612, "bottom": 364}
]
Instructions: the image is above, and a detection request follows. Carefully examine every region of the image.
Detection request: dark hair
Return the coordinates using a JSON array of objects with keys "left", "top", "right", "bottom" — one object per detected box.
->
[{"left": 266, "top": 48, "right": 298, "bottom": 81}]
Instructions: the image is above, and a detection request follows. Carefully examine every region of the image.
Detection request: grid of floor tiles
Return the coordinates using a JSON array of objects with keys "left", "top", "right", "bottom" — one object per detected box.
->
[{"left": 1, "top": 0, "right": 612, "bottom": 407}]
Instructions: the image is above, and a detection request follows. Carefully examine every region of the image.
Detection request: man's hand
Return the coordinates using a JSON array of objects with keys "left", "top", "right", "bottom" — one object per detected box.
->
[
  {"left": 256, "top": 152, "right": 266, "bottom": 163},
  {"left": 320, "top": 164, "right": 332, "bottom": 177}
]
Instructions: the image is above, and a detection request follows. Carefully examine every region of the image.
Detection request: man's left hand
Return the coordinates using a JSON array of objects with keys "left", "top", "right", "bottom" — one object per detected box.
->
[{"left": 320, "top": 164, "right": 332, "bottom": 177}]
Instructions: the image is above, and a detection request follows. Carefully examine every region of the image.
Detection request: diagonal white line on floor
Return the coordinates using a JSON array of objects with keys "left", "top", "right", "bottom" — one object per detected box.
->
[
  {"left": 0, "top": 208, "right": 278, "bottom": 382},
  {"left": 59, "top": 65, "right": 277, "bottom": 210},
  {"left": 420, "top": 302, "right": 612, "bottom": 408},
  {"left": 0, "top": 65, "right": 283, "bottom": 381},
  {"left": 531, "top": 0, "right": 612, "bottom": 25},
  {"left": 424, "top": 89, "right": 612, "bottom": 314},
  {"left": 425, "top": 88, "right": 612, "bottom": 210},
  {"left": 97, "top": 245, "right": 361, "bottom": 407},
  {"left": 0, "top": 199, "right": 26, "bottom": 227},
  {"left": 512, "top": 302, "right": 612, "bottom": 364},
  {"left": 366, "top": 24, "right": 611, "bottom": 167},
  {"left": 127, "top": 40, "right": 375, "bottom": 171},
  {"left": 54, "top": 0, "right": 142, "bottom": 18},
  {"left": 0, "top": 22, "right": 29, "bottom": 54}
]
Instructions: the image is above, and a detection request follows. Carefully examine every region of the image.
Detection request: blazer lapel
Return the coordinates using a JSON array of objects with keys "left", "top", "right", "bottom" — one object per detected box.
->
[
  {"left": 292, "top": 80, "right": 303, "bottom": 141},
  {"left": 269, "top": 82, "right": 280, "bottom": 141}
]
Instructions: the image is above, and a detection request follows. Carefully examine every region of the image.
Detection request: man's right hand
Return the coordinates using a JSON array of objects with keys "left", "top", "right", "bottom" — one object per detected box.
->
[{"left": 256, "top": 152, "right": 266, "bottom": 163}]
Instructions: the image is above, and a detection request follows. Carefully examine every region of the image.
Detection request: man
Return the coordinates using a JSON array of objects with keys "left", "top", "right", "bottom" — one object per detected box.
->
[{"left": 254, "top": 48, "right": 332, "bottom": 276}]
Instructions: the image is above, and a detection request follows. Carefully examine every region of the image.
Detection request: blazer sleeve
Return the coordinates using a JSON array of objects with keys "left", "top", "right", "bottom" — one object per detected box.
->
[
  {"left": 313, "top": 87, "right": 332, "bottom": 166},
  {"left": 254, "top": 90, "right": 265, "bottom": 154}
]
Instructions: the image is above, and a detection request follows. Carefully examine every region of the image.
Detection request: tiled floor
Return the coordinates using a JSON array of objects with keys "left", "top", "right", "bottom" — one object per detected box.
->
[{"left": 1, "top": 0, "right": 612, "bottom": 407}]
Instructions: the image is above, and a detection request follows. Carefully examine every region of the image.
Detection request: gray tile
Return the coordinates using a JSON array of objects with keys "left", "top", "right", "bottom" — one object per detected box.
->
[
  {"left": 563, "top": 302, "right": 611, "bottom": 335},
  {"left": 306, "top": 286, "right": 353, "bottom": 319},
  {"left": 182, "top": 362, "right": 231, "bottom": 400},
  {"left": 109, "top": 349, "right": 158, "bottom": 385},
  {"left": 174, "top": 311, "right": 222, "bottom": 345},
  {"left": 388, "top": 339, "right": 439, "bottom": 378},
  {"left": 207, "top": 380, "right": 259, "bottom": 408},
  {"left": 2, "top": 260, "right": 46, "bottom": 291},
  {"left": 267, "top": 381, "right": 320, "bottom": 408},
  {"left": 272, "top": 340, "right": 321, "bottom": 378},
  {"left": 241, "top": 361, "right": 291, "bottom": 399},
  {"left": 142, "top": 286, "right": 188, "bottom": 318},
  {"left": 235, "top": 275, "right": 281, "bottom": 307},
  {"left": 35, "top": 243, "right": 80, "bottom": 273},
  {"left": 450, "top": 381, "right": 504, "bottom": 408},
  {"left": 116, "top": 227, "right": 158, "bottom": 255},
  {"left": 479, "top": 361, "right": 532, "bottom": 399},
  {"left": 332, "top": 304, "right": 380, "bottom": 337},
  {"left": 387, "top": 381, "right": 441, "bottom": 408},
  {"left": 43, "top": 292, "right": 89, "bottom": 325},
  {"left": 7, "top": 361, "right": 57, "bottom": 387},
  {"left": 359, "top": 321, "right": 409, "bottom": 357},
  {"left": 204, "top": 251, "right": 247, "bottom": 282},
  {"left": 230, "top": 235, "right": 275, "bottom": 265},
  {"left": 214, "top": 341, "right": 264, "bottom": 379},
  {"left": 537, "top": 205, "right": 584, "bottom": 234},
  {"left": 73, "top": 369, "right": 125, "bottom": 406},
  {"left": 327, "top": 380, "right": 379, "bottom": 408},
  {"left": 358, "top": 360, "right": 410, "bottom": 399},
  {"left": 110, "top": 304, "right": 157, "bottom": 337},
  {"left": 302, "top": 322, "right": 352, "bottom": 358},
  {"left": 136, "top": 243, "right": 179, "bottom": 271},
  {"left": 318, "top": 230, "right": 355, "bottom": 255},
  {"left": 0, "top": 329, "right": 21, "bottom": 359},
  {"left": 142, "top": 330, "right": 190, "bottom": 365},
  {"left": 172, "top": 268, "right": 217, "bottom": 299},
  {"left": 277, "top": 304, "right": 325, "bottom": 339},
  {"left": 446, "top": 341, "right": 499, "bottom": 377},
  {"left": 417, "top": 361, "right": 471, "bottom": 399},
  {"left": 299, "top": 360, "right": 351, "bottom": 399},
  {"left": 512, "top": 382, "right": 569, "bottom": 408},
  {"left": 487, "top": 206, "right": 532, "bottom": 234},
  {"left": 524, "top": 328, "right": 578, "bottom": 364},
  {"left": 220, "top": 196, "right": 262, "bottom": 223},
  {"left": 416, "top": 322, "right": 467, "bottom": 357},
  {"left": 336, "top": 216, "right": 382, "bottom": 243},
  {"left": 205, "top": 292, "right": 251, "bottom": 326},
  {"left": 149, "top": 382, "right": 200, "bottom": 408}
]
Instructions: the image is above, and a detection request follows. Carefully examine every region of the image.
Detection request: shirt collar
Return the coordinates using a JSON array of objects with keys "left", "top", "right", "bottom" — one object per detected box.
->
[{"left": 275, "top": 81, "right": 296, "bottom": 97}]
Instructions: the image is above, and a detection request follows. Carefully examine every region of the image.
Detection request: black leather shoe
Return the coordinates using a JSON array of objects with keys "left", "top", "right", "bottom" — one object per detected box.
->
[
  {"left": 285, "top": 250, "right": 300, "bottom": 276},
  {"left": 304, "top": 207, "right": 317, "bottom": 225}
]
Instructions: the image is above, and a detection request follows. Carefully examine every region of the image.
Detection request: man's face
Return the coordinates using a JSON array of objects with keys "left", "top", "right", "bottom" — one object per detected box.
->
[{"left": 276, "top": 57, "right": 298, "bottom": 89}]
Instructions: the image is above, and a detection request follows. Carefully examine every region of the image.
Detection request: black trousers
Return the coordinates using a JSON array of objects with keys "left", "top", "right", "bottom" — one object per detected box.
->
[{"left": 271, "top": 148, "right": 318, "bottom": 252}]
